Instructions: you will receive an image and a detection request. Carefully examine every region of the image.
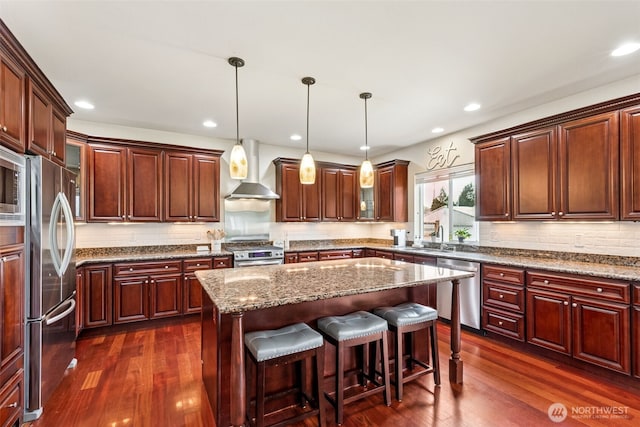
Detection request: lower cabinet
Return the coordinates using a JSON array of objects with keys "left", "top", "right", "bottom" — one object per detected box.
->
[
  {"left": 526, "top": 270, "right": 631, "bottom": 374},
  {"left": 183, "top": 258, "right": 213, "bottom": 314},
  {"left": 482, "top": 265, "right": 526, "bottom": 341},
  {"left": 318, "top": 250, "right": 352, "bottom": 261},
  {"left": 634, "top": 285, "right": 640, "bottom": 379},
  {"left": 82, "top": 264, "right": 113, "bottom": 328},
  {"left": 297, "top": 251, "right": 319, "bottom": 263},
  {"left": 0, "top": 368, "right": 23, "bottom": 427}
]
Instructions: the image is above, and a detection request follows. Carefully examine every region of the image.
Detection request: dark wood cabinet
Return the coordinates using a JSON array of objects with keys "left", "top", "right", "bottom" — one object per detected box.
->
[
  {"left": 274, "top": 159, "right": 321, "bottom": 222},
  {"left": 75, "top": 268, "right": 83, "bottom": 336},
  {"left": 27, "top": 81, "right": 66, "bottom": 165},
  {"left": 66, "top": 132, "right": 87, "bottom": 222},
  {"left": 0, "top": 368, "right": 23, "bottom": 427},
  {"left": 284, "top": 253, "right": 299, "bottom": 264},
  {"left": 82, "top": 264, "right": 112, "bottom": 328},
  {"left": 127, "top": 147, "right": 162, "bottom": 221},
  {"left": 374, "top": 160, "right": 409, "bottom": 222},
  {"left": 297, "top": 251, "right": 319, "bottom": 263},
  {"left": 183, "top": 259, "right": 213, "bottom": 314},
  {"left": 412, "top": 254, "right": 436, "bottom": 266},
  {"left": 87, "top": 144, "right": 127, "bottom": 222},
  {"left": 51, "top": 106, "right": 66, "bottom": 165},
  {"left": 164, "top": 152, "right": 220, "bottom": 222},
  {"left": 0, "top": 243, "right": 24, "bottom": 376},
  {"left": 482, "top": 265, "right": 526, "bottom": 341},
  {"left": 475, "top": 137, "right": 511, "bottom": 220},
  {"left": 621, "top": 105, "right": 640, "bottom": 220},
  {"left": 393, "top": 253, "right": 414, "bottom": 263},
  {"left": 557, "top": 112, "right": 619, "bottom": 220},
  {"left": 321, "top": 167, "right": 357, "bottom": 221},
  {"left": 318, "top": 249, "right": 352, "bottom": 261},
  {"left": 213, "top": 256, "right": 232, "bottom": 269},
  {"left": 113, "top": 261, "right": 183, "bottom": 324},
  {"left": 526, "top": 270, "right": 631, "bottom": 374},
  {"left": 0, "top": 52, "right": 25, "bottom": 152},
  {"left": 633, "top": 285, "right": 640, "bottom": 378},
  {"left": 374, "top": 250, "right": 394, "bottom": 260}
]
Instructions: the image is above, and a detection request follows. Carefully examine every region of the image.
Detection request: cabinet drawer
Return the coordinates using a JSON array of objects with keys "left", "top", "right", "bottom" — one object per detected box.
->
[
  {"left": 482, "top": 307, "right": 525, "bottom": 341},
  {"left": 413, "top": 255, "right": 436, "bottom": 266},
  {"left": 0, "top": 369, "right": 23, "bottom": 427},
  {"left": 634, "top": 284, "right": 640, "bottom": 306},
  {"left": 351, "top": 249, "right": 364, "bottom": 258},
  {"left": 483, "top": 281, "right": 525, "bottom": 313},
  {"left": 184, "top": 258, "right": 213, "bottom": 271},
  {"left": 527, "top": 270, "right": 630, "bottom": 303},
  {"left": 114, "top": 260, "right": 182, "bottom": 276},
  {"left": 284, "top": 253, "right": 299, "bottom": 264},
  {"left": 298, "top": 251, "right": 319, "bottom": 262},
  {"left": 393, "top": 253, "right": 414, "bottom": 263},
  {"left": 375, "top": 250, "right": 394, "bottom": 260},
  {"left": 483, "top": 265, "right": 525, "bottom": 286},
  {"left": 213, "top": 256, "right": 232, "bottom": 269},
  {"left": 319, "top": 250, "right": 352, "bottom": 261}
]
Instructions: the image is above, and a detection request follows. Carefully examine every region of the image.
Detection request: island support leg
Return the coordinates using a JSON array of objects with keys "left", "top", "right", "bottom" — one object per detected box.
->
[
  {"left": 231, "top": 313, "right": 246, "bottom": 426},
  {"left": 449, "top": 279, "right": 463, "bottom": 384}
]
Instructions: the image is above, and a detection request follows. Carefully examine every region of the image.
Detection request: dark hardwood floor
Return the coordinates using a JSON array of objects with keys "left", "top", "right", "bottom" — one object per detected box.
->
[{"left": 26, "top": 315, "right": 639, "bottom": 427}]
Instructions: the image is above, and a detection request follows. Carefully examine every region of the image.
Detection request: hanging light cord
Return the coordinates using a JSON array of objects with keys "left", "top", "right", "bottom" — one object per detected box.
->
[
  {"left": 234, "top": 63, "right": 240, "bottom": 145},
  {"left": 364, "top": 96, "right": 368, "bottom": 160},
  {"left": 306, "top": 82, "right": 310, "bottom": 154}
]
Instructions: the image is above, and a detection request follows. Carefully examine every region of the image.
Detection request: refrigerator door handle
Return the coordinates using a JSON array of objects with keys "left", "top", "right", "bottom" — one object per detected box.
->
[
  {"left": 45, "top": 295, "right": 76, "bottom": 326},
  {"left": 48, "top": 192, "right": 75, "bottom": 278}
]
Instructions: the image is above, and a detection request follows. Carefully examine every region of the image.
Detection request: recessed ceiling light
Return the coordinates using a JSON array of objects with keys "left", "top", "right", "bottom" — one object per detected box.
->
[
  {"left": 290, "top": 134, "right": 302, "bottom": 141},
  {"left": 611, "top": 42, "right": 640, "bottom": 57},
  {"left": 74, "top": 100, "right": 94, "bottom": 110},
  {"left": 360, "top": 145, "right": 370, "bottom": 151},
  {"left": 432, "top": 127, "right": 444, "bottom": 133},
  {"left": 464, "top": 103, "right": 481, "bottom": 112},
  {"left": 203, "top": 120, "right": 217, "bottom": 128}
]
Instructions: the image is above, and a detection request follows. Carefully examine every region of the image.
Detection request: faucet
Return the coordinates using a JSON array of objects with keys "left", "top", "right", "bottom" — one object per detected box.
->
[{"left": 439, "top": 225, "right": 445, "bottom": 250}]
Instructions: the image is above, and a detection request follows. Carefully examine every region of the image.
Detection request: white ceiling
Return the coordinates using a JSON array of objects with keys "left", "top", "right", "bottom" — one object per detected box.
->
[{"left": 1, "top": 1, "right": 639, "bottom": 157}]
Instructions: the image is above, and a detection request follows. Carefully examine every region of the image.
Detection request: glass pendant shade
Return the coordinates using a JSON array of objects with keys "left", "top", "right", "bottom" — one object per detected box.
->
[
  {"left": 359, "top": 159, "right": 374, "bottom": 188},
  {"left": 299, "top": 152, "right": 316, "bottom": 184},
  {"left": 229, "top": 142, "right": 248, "bottom": 179}
]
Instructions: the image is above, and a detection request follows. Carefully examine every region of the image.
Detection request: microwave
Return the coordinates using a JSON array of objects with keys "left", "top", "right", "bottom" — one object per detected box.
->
[{"left": 0, "top": 144, "right": 25, "bottom": 226}]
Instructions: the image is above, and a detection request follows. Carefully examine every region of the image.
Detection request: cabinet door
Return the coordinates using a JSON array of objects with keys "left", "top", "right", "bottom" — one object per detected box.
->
[
  {"left": 526, "top": 288, "right": 571, "bottom": 355},
  {"left": 339, "top": 169, "right": 357, "bottom": 221},
  {"left": 164, "top": 152, "right": 192, "bottom": 221},
  {"left": 277, "top": 163, "right": 303, "bottom": 221},
  {"left": 634, "top": 304, "right": 640, "bottom": 379},
  {"left": 27, "top": 81, "right": 51, "bottom": 157},
  {"left": 114, "top": 276, "right": 148, "bottom": 324},
  {"left": 0, "top": 245, "right": 24, "bottom": 372},
  {"left": 0, "top": 53, "right": 25, "bottom": 152},
  {"left": 149, "top": 273, "right": 182, "bottom": 319},
  {"left": 193, "top": 154, "right": 219, "bottom": 221},
  {"left": 128, "top": 148, "right": 162, "bottom": 221},
  {"left": 83, "top": 265, "right": 112, "bottom": 328},
  {"left": 321, "top": 167, "right": 339, "bottom": 221},
  {"left": 376, "top": 166, "right": 394, "bottom": 221},
  {"left": 284, "top": 253, "right": 299, "bottom": 264},
  {"left": 557, "top": 111, "right": 619, "bottom": 220},
  {"left": 302, "top": 174, "right": 321, "bottom": 222},
  {"left": 572, "top": 297, "right": 630, "bottom": 374},
  {"left": 621, "top": 105, "right": 640, "bottom": 220},
  {"left": 51, "top": 107, "right": 66, "bottom": 165},
  {"left": 88, "top": 144, "right": 127, "bottom": 221},
  {"left": 184, "top": 274, "right": 203, "bottom": 314},
  {"left": 75, "top": 268, "right": 83, "bottom": 336},
  {"left": 475, "top": 137, "right": 511, "bottom": 220},
  {"left": 65, "top": 137, "right": 86, "bottom": 222},
  {"left": 512, "top": 127, "right": 557, "bottom": 220}
]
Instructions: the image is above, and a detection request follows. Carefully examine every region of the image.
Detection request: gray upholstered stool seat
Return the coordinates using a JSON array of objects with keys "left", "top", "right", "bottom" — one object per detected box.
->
[
  {"left": 244, "top": 323, "right": 325, "bottom": 427},
  {"left": 317, "top": 311, "right": 388, "bottom": 341},
  {"left": 317, "top": 310, "right": 391, "bottom": 425},
  {"left": 373, "top": 302, "right": 440, "bottom": 401},
  {"left": 374, "top": 302, "right": 438, "bottom": 327},
  {"left": 245, "top": 322, "right": 324, "bottom": 362}
]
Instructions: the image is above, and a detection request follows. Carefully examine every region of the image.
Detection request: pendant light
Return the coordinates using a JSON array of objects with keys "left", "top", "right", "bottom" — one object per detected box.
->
[
  {"left": 228, "top": 57, "right": 248, "bottom": 180},
  {"left": 299, "top": 77, "right": 316, "bottom": 185},
  {"left": 359, "top": 92, "right": 374, "bottom": 188}
]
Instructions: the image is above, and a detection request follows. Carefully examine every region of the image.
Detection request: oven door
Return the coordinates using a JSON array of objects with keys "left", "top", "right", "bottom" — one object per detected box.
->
[{"left": 234, "top": 259, "right": 284, "bottom": 268}]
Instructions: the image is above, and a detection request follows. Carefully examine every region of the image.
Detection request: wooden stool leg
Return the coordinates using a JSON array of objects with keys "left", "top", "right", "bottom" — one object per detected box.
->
[
  {"left": 315, "top": 347, "right": 326, "bottom": 427},
  {"left": 368, "top": 339, "right": 377, "bottom": 384},
  {"left": 394, "top": 327, "right": 403, "bottom": 401},
  {"left": 298, "top": 359, "right": 307, "bottom": 407},
  {"left": 407, "top": 330, "right": 415, "bottom": 370},
  {"left": 431, "top": 322, "right": 441, "bottom": 385},
  {"left": 246, "top": 351, "right": 253, "bottom": 426},
  {"left": 256, "top": 361, "right": 266, "bottom": 427},
  {"left": 336, "top": 342, "right": 345, "bottom": 425},
  {"left": 380, "top": 331, "right": 391, "bottom": 406}
]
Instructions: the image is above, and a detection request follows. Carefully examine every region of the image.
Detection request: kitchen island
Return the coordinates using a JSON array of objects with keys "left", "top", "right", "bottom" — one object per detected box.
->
[{"left": 196, "top": 257, "right": 474, "bottom": 427}]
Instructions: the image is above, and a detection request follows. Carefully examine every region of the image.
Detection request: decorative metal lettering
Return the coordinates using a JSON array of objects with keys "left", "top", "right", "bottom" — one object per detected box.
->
[{"left": 426, "top": 141, "right": 460, "bottom": 170}]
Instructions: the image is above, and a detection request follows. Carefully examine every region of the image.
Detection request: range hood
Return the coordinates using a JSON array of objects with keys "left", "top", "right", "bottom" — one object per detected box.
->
[{"left": 225, "top": 139, "right": 280, "bottom": 200}]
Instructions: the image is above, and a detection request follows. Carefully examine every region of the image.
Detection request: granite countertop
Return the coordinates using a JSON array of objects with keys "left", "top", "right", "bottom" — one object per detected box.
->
[{"left": 195, "top": 257, "right": 474, "bottom": 313}]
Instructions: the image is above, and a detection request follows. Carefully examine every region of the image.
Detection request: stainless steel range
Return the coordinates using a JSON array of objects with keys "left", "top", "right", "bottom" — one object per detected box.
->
[{"left": 229, "top": 245, "right": 284, "bottom": 268}]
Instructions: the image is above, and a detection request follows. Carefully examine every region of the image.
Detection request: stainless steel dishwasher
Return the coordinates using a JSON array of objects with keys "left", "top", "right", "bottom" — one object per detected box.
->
[{"left": 436, "top": 257, "right": 481, "bottom": 331}]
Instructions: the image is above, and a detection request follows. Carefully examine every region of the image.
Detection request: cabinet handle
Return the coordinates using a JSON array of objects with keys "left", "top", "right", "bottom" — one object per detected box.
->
[
  {"left": 7, "top": 401, "right": 17, "bottom": 408},
  {"left": 551, "top": 211, "right": 555, "bottom": 216},
  {"left": 145, "top": 280, "right": 149, "bottom": 283},
  {"left": 596, "top": 287, "right": 603, "bottom": 293},
  {"left": 499, "top": 272, "right": 504, "bottom": 277},
  {"left": 543, "top": 280, "right": 549, "bottom": 284},
  {"left": 151, "top": 280, "right": 155, "bottom": 283},
  {"left": 499, "top": 294, "right": 504, "bottom": 299},
  {"left": 164, "top": 265, "right": 169, "bottom": 269},
  {"left": 572, "top": 303, "right": 577, "bottom": 308},
  {"left": 122, "top": 215, "right": 125, "bottom": 219},
  {"left": 53, "top": 151, "right": 57, "bottom": 156},
  {"left": 558, "top": 212, "right": 564, "bottom": 216},
  {"left": 563, "top": 301, "right": 568, "bottom": 306},
  {"left": 0, "top": 256, "right": 6, "bottom": 262},
  {"left": 498, "top": 321, "right": 503, "bottom": 326},
  {"left": 504, "top": 213, "right": 509, "bottom": 217},
  {"left": 196, "top": 263, "right": 200, "bottom": 266},
  {"left": 129, "top": 268, "right": 134, "bottom": 272},
  {"left": 1, "top": 126, "right": 7, "bottom": 132}
]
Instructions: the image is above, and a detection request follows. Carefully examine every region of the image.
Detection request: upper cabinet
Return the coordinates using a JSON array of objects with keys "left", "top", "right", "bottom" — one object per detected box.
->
[
  {"left": 473, "top": 93, "right": 640, "bottom": 222},
  {"left": 475, "top": 137, "right": 511, "bottom": 221},
  {"left": 65, "top": 131, "right": 87, "bottom": 222},
  {"left": 164, "top": 152, "right": 220, "bottom": 222},
  {"left": 274, "top": 158, "right": 408, "bottom": 223},
  {"left": 87, "top": 137, "right": 222, "bottom": 223},
  {"left": 0, "top": 51, "right": 25, "bottom": 152},
  {"left": 27, "top": 80, "right": 67, "bottom": 166},
  {"left": 621, "top": 105, "right": 640, "bottom": 220}
]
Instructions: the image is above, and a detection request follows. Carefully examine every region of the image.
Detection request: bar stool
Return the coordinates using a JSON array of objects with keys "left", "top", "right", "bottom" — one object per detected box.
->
[
  {"left": 374, "top": 302, "right": 440, "bottom": 401},
  {"left": 317, "top": 311, "right": 391, "bottom": 425},
  {"left": 244, "top": 323, "right": 326, "bottom": 427}
]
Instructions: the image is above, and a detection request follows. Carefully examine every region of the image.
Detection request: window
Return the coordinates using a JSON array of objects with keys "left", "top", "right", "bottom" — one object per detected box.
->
[{"left": 414, "top": 164, "right": 477, "bottom": 243}]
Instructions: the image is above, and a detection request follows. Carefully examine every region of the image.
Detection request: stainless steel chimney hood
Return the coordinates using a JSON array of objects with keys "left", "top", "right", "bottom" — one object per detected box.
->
[{"left": 225, "top": 139, "right": 280, "bottom": 200}]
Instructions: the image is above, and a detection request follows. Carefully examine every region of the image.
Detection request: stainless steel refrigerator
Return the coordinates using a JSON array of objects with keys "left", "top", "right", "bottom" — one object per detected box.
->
[{"left": 24, "top": 155, "right": 77, "bottom": 421}]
